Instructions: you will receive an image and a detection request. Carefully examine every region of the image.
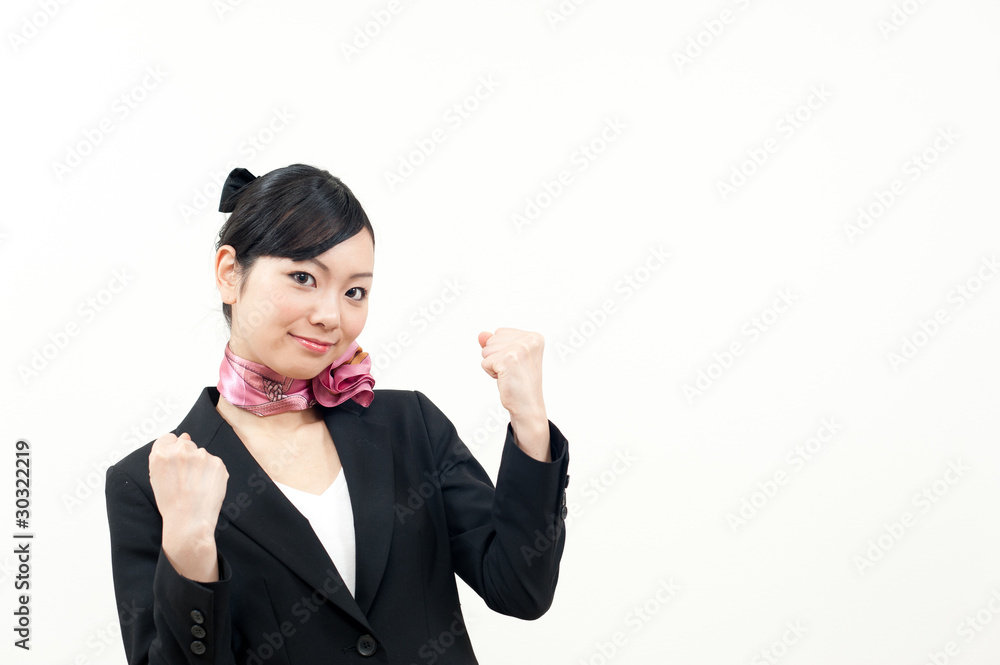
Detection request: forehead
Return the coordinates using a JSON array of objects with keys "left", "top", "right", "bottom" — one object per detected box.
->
[{"left": 277, "top": 231, "right": 374, "bottom": 273}]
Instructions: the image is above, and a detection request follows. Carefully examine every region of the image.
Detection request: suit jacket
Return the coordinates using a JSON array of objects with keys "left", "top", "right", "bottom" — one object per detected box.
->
[{"left": 105, "top": 387, "right": 569, "bottom": 665}]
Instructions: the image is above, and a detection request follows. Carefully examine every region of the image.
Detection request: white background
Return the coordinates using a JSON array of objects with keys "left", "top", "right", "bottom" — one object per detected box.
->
[{"left": 2, "top": 1, "right": 1000, "bottom": 663}]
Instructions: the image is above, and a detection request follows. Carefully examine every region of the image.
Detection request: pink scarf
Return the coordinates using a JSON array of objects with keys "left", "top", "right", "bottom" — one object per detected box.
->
[{"left": 217, "top": 340, "right": 375, "bottom": 416}]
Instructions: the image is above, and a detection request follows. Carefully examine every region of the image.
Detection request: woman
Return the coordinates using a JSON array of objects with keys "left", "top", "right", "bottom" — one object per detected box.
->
[{"left": 104, "top": 164, "right": 570, "bottom": 665}]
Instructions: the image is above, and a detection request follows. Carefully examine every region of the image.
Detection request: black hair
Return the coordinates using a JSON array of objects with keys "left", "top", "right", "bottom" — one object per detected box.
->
[{"left": 215, "top": 163, "right": 375, "bottom": 330}]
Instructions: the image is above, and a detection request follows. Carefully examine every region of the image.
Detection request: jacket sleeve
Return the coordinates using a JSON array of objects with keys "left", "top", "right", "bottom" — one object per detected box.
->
[
  {"left": 105, "top": 462, "right": 238, "bottom": 665},
  {"left": 413, "top": 390, "right": 570, "bottom": 620}
]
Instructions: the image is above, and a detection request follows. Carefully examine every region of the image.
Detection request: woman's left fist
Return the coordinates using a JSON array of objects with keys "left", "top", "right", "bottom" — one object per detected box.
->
[{"left": 477, "top": 327, "right": 546, "bottom": 419}]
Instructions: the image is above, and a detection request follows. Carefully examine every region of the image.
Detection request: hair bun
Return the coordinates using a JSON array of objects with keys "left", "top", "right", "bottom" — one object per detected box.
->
[{"left": 219, "top": 167, "right": 258, "bottom": 212}]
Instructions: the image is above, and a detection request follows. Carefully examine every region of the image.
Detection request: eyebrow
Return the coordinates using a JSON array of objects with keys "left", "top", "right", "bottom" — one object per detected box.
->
[{"left": 305, "top": 257, "right": 372, "bottom": 280}]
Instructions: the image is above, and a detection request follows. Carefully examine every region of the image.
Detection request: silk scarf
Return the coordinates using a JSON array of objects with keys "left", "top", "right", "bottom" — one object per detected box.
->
[{"left": 218, "top": 340, "right": 375, "bottom": 416}]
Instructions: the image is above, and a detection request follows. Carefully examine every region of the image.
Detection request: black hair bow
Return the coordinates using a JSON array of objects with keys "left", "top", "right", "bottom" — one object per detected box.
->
[{"left": 219, "top": 167, "right": 258, "bottom": 212}]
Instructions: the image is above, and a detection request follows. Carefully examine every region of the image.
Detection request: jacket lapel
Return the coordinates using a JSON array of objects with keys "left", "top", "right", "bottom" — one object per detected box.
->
[
  {"left": 323, "top": 398, "right": 395, "bottom": 616},
  {"left": 176, "top": 388, "right": 395, "bottom": 627}
]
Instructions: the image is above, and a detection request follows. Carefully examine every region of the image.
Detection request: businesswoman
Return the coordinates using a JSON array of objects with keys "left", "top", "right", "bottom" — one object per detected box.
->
[{"left": 104, "top": 164, "right": 570, "bottom": 665}]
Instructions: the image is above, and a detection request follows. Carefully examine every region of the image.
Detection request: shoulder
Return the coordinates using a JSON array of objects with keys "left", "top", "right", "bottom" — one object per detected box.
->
[
  {"left": 347, "top": 388, "right": 462, "bottom": 454},
  {"left": 106, "top": 386, "right": 213, "bottom": 487},
  {"left": 351, "top": 388, "right": 448, "bottom": 422},
  {"left": 105, "top": 436, "right": 158, "bottom": 503}
]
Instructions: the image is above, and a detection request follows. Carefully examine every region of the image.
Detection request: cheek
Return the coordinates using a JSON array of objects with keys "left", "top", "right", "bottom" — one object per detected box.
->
[
  {"left": 270, "top": 293, "right": 305, "bottom": 323},
  {"left": 345, "top": 305, "right": 368, "bottom": 335},
  {"left": 244, "top": 281, "right": 294, "bottom": 325}
]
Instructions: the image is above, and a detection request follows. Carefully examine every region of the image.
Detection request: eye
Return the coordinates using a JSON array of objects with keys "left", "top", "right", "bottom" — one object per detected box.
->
[
  {"left": 290, "top": 272, "right": 315, "bottom": 287},
  {"left": 347, "top": 287, "right": 368, "bottom": 301}
]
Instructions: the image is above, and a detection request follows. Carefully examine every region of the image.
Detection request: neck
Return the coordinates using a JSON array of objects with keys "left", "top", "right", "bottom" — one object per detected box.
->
[{"left": 215, "top": 393, "right": 323, "bottom": 436}]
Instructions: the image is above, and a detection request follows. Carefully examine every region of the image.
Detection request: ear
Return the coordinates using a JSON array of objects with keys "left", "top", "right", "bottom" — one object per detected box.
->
[{"left": 215, "top": 245, "right": 239, "bottom": 304}]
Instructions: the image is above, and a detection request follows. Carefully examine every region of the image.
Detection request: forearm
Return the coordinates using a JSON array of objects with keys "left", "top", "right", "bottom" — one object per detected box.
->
[
  {"left": 415, "top": 390, "right": 569, "bottom": 618},
  {"left": 106, "top": 463, "right": 236, "bottom": 665},
  {"left": 480, "top": 420, "right": 569, "bottom": 617},
  {"left": 161, "top": 521, "right": 220, "bottom": 583},
  {"left": 509, "top": 411, "right": 551, "bottom": 462}
]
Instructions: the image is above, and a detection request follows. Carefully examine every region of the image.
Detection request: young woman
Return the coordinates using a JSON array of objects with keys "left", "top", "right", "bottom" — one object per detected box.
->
[{"left": 104, "top": 164, "right": 570, "bottom": 665}]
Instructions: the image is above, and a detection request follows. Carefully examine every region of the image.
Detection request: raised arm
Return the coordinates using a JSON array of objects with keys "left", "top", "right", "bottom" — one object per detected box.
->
[
  {"left": 414, "top": 389, "right": 570, "bottom": 620},
  {"left": 105, "top": 433, "right": 237, "bottom": 665}
]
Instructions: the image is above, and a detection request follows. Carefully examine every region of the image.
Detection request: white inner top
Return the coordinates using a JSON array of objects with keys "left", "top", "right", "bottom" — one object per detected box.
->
[{"left": 273, "top": 469, "right": 357, "bottom": 598}]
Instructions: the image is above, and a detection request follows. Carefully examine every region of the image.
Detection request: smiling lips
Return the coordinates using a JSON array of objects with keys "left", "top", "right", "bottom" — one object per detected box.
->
[{"left": 290, "top": 334, "right": 334, "bottom": 353}]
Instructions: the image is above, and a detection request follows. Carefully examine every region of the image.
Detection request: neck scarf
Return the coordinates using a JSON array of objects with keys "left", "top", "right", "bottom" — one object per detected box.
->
[{"left": 218, "top": 340, "right": 375, "bottom": 416}]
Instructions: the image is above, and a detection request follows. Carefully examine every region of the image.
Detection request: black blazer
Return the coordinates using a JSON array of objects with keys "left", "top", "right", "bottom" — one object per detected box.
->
[{"left": 105, "top": 387, "right": 569, "bottom": 665}]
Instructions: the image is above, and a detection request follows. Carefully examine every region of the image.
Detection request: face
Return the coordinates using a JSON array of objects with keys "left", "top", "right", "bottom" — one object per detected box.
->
[{"left": 216, "top": 229, "right": 375, "bottom": 379}]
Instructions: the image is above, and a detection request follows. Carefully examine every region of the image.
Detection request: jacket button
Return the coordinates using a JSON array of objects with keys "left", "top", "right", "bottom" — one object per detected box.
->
[
  {"left": 190, "top": 640, "right": 206, "bottom": 655},
  {"left": 560, "top": 505, "right": 568, "bottom": 519},
  {"left": 356, "top": 634, "right": 378, "bottom": 657},
  {"left": 191, "top": 625, "right": 206, "bottom": 638},
  {"left": 565, "top": 474, "right": 570, "bottom": 488},
  {"left": 190, "top": 609, "right": 205, "bottom": 624}
]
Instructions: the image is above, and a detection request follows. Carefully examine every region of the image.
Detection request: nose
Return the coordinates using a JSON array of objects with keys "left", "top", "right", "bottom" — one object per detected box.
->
[{"left": 308, "top": 296, "right": 341, "bottom": 329}]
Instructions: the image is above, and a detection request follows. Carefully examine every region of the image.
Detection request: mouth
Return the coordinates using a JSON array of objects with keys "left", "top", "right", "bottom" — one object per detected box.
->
[{"left": 289, "top": 334, "right": 335, "bottom": 353}]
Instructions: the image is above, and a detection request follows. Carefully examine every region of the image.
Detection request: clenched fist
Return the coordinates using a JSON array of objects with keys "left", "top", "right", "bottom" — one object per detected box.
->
[
  {"left": 478, "top": 327, "right": 551, "bottom": 461},
  {"left": 149, "top": 432, "right": 229, "bottom": 582}
]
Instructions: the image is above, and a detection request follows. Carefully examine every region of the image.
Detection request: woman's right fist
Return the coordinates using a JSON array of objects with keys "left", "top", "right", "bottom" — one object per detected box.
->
[{"left": 149, "top": 432, "right": 229, "bottom": 581}]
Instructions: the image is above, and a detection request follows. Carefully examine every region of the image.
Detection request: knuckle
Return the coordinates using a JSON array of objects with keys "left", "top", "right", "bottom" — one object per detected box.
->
[{"left": 152, "top": 433, "right": 174, "bottom": 448}]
